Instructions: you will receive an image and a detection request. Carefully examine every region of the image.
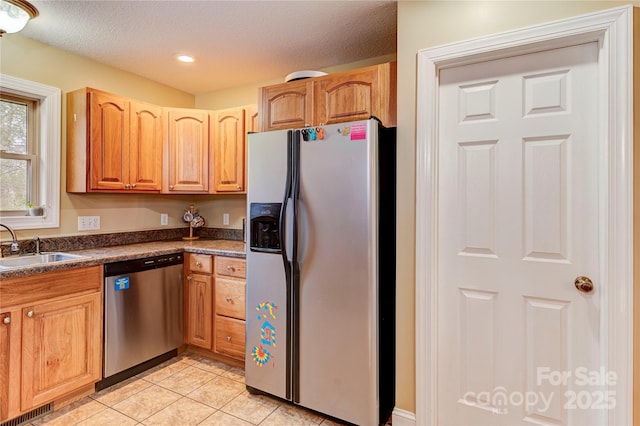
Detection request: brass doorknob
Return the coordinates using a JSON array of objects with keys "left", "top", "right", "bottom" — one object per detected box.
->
[{"left": 574, "top": 276, "right": 594, "bottom": 293}]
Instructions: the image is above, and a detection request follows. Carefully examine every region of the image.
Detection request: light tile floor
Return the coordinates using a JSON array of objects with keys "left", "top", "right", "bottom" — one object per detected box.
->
[{"left": 28, "top": 352, "right": 349, "bottom": 426}]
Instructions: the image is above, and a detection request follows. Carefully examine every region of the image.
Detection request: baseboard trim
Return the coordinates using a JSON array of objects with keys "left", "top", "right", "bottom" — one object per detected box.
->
[{"left": 392, "top": 408, "right": 416, "bottom": 426}]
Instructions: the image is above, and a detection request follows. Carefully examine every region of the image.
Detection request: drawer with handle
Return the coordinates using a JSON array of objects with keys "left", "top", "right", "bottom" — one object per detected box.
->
[
  {"left": 215, "top": 277, "right": 245, "bottom": 320},
  {"left": 215, "top": 256, "right": 245, "bottom": 279},
  {"left": 189, "top": 253, "right": 212, "bottom": 274},
  {"left": 214, "top": 316, "right": 245, "bottom": 360}
]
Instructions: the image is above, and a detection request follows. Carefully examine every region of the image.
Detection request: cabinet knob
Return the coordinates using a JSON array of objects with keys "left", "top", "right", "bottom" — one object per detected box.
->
[
  {"left": 226, "top": 336, "right": 232, "bottom": 342},
  {"left": 225, "top": 297, "right": 232, "bottom": 303},
  {"left": 226, "top": 265, "right": 235, "bottom": 272},
  {"left": 26, "top": 310, "right": 34, "bottom": 318},
  {"left": 125, "top": 183, "right": 131, "bottom": 189},
  {"left": 195, "top": 261, "right": 202, "bottom": 267},
  {"left": 187, "top": 275, "right": 192, "bottom": 281},
  {"left": 2, "top": 315, "right": 10, "bottom": 324},
  {"left": 131, "top": 183, "right": 136, "bottom": 189},
  {"left": 169, "top": 185, "right": 174, "bottom": 190},
  {"left": 236, "top": 185, "right": 241, "bottom": 189}
]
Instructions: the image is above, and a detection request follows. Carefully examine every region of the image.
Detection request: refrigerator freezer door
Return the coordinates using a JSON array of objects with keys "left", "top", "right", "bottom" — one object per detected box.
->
[
  {"left": 296, "top": 121, "right": 379, "bottom": 425},
  {"left": 245, "top": 130, "right": 291, "bottom": 400}
]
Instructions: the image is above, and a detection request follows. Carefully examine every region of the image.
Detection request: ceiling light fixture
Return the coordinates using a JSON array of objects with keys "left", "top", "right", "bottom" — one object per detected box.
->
[
  {"left": 177, "top": 55, "right": 195, "bottom": 63},
  {"left": 0, "top": 0, "right": 39, "bottom": 36}
]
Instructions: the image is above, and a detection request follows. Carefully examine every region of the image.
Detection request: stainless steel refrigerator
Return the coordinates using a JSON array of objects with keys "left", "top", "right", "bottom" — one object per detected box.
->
[{"left": 245, "top": 119, "right": 395, "bottom": 425}]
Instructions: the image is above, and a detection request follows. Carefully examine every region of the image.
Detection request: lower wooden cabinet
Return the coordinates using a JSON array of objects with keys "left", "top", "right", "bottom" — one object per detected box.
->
[
  {"left": 213, "top": 256, "right": 246, "bottom": 362},
  {"left": 21, "top": 292, "right": 102, "bottom": 410},
  {"left": 186, "top": 272, "right": 213, "bottom": 349},
  {"left": 0, "top": 266, "right": 102, "bottom": 423},
  {"left": 184, "top": 254, "right": 246, "bottom": 364},
  {"left": 185, "top": 253, "right": 213, "bottom": 349}
]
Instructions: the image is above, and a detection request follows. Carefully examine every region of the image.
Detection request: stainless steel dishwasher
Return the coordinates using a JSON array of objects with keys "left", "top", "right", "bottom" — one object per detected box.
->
[{"left": 100, "top": 253, "right": 183, "bottom": 389}]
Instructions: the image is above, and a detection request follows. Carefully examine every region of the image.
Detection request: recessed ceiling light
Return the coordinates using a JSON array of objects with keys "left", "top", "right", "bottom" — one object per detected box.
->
[{"left": 177, "top": 55, "right": 194, "bottom": 63}]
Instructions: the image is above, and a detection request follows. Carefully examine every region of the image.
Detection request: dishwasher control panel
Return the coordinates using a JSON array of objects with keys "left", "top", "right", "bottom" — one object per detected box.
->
[{"left": 104, "top": 253, "right": 184, "bottom": 276}]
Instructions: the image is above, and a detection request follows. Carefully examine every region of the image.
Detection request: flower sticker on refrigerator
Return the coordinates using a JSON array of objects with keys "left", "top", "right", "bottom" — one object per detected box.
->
[{"left": 251, "top": 301, "right": 278, "bottom": 367}]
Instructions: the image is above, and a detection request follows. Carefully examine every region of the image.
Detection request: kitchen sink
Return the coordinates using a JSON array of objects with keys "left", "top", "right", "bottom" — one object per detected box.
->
[{"left": 0, "top": 252, "right": 88, "bottom": 270}]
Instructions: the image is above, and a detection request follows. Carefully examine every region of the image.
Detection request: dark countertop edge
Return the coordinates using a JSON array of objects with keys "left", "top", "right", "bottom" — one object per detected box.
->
[{"left": 0, "top": 240, "right": 246, "bottom": 279}]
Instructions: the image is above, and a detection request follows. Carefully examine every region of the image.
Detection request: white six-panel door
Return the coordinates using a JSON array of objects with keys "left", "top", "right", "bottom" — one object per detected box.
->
[
  {"left": 415, "top": 7, "right": 633, "bottom": 426},
  {"left": 437, "top": 42, "right": 603, "bottom": 425}
]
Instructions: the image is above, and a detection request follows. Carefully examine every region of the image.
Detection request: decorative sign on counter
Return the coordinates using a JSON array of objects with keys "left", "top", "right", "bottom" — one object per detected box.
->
[{"left": 182, "top": 204, "right": 205, "bottom": 241}]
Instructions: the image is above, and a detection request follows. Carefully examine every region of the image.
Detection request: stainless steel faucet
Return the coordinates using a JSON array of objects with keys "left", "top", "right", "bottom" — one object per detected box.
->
[
  {"left": 33, "top": 236, "right": 41, "bottom": 254},
  {"left": 0, "top": 223, "right": 20, "bottom": 255}
]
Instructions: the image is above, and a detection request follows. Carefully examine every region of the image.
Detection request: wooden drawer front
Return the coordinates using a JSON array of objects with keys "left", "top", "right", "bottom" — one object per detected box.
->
[
  {"left": 189, "top": 254, "right": 212, "bottom": 274},
  {"left": 215, "top": 277, "right": 245, "bottom": 320},
  {"left": 0, "top": 266, "right": 102, "bottom": 309},
  {"left": 215, "top": 256, "right": 246, "bottom": 279},
  {"left": 215, "top": 316, "right": 245, "bottom": 360}
]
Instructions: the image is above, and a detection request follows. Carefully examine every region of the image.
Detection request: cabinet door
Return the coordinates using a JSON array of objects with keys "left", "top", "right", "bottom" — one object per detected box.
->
[
  {"left": 212, "top": 107, "right": 245, "bottom": 192},
  {"left": 259, "top": 79, "right": 313, "bottom": 131},
  {"left": 186, "top": 273, "right": 213, "bottom": 349},
  {"left": 246, "top": 104, "right": 259, "bottom": 134},
  {"left": 20, "top": 292, "right": 101, "bottom": 410},
  {"left": 165, "top": 109, "right": 209, "bottom": 193},
  {"left": 0, "top": 311, "right": 18, "bottom": 422},
  {"left": 0, "top": 312, "right": 8, "bottom": 421},
  {"left": 313, "top": 66, "right": 379, "bottom": 126},
  {"left": 130, "top": 101, "right": 162, "bottom": 191},
  {"left": 90, "top": 91, "right": 130, "bottom": 190},
  {"left": 244, "top": 105, "right": 258, "bottom": 193}
]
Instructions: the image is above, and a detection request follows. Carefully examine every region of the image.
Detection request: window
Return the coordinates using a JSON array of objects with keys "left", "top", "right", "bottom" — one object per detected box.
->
[
  {"left": 1, "top": 93, "right": 39, "bottom": 213},
  {"left": 0, "top": 74, "right": 60, "bottom": 230}
]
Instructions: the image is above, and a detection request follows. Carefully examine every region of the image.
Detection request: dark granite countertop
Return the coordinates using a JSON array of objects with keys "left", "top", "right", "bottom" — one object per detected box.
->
[{"left": 0, "top": 239, "right": 246, "bottom": 279}]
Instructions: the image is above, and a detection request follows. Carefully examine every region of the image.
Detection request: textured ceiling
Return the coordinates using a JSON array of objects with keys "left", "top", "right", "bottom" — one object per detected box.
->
[{"left": 20, "top": 0, "right": 397, "bottom": 95}]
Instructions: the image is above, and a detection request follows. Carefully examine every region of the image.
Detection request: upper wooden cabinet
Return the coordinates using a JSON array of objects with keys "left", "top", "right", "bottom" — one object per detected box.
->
[
  {"left": 211, "top": 105, "right": 256, "bottom": 193},
  {"left": 246, "top": 104, "right": 259, "bottom": 134},
  {"left": 67, "top": 87, "right": 255, "bottom": 195},
  {"left": 67, "top": 88, "right": 162, "bottom": 193},
  {"left": 314, "top": 63, "right": 396, "bottom": 126},
  {"left": 130, "top": 101, "right": 163, "bottom": 191},
  {"left": 211, "top": 107, "right": 245, "bottom": 193},
  {"left": 163, "top": 108, "right": 210, "bottom": 193},
  {"left": 258, "top": 62, "right": 396, "bottom": 131},
  {"left": 259, "top": 79, "right": 313, "bottom": 131}
]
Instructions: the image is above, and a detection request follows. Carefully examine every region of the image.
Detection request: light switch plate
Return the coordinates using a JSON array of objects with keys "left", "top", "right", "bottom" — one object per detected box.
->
[
  {"left": 160, "top": 213, "right": 169, "bottom": 226},
  {"left": 223, "top": 213, "right": 229, "bottom": 225}
]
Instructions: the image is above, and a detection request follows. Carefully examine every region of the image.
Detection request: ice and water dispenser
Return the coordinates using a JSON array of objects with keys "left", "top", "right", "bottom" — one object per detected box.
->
[{"left": 249, "top": 203, "right": 281, "bottom": 253}]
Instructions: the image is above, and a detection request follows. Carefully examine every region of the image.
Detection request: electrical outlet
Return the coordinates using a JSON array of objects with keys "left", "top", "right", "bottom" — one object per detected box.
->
[
  {"left": 223, "top": 213, "right": 229, "bottom": 226},
  {"left": 160, "top": 213, "right": 169, "bottom": 226},
  {"left": 78, "top": 216, "right": 100, "bottom": 231}
]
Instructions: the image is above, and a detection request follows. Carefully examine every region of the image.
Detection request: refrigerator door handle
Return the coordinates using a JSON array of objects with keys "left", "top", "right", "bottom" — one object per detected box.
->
[
  {"left": 279, "top": 130, "right": 294, "bottom": 400},
  {"left": 279, "top": 131, "right": 293, "bottom": 276},
  {"left": 291, "top": 129, "right": 301, "bottom": 403}
]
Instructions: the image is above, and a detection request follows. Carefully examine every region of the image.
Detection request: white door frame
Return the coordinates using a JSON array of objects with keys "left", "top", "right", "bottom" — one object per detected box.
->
[{"left": 415, "top": 6, "right": 633, "bottom": 426}]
